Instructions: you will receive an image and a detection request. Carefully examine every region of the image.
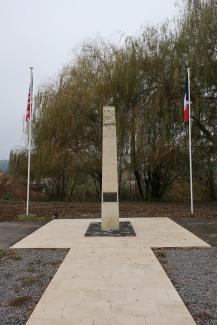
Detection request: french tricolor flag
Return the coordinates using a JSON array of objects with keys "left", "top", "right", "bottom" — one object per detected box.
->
[
  {"left": 183, "top": 75, "right": 189, "bottom": 123},
  {"left": 184, "top": 69, "right": 194, "bottom": 214}
]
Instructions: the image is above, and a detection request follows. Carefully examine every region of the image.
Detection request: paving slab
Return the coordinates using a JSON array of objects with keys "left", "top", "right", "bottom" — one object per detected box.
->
[
  {"left": 12, "top": 217, "right": 208, "bottom": 249},
  {"left": 12, "top": 218, "right": 209, "bottom": 324}
]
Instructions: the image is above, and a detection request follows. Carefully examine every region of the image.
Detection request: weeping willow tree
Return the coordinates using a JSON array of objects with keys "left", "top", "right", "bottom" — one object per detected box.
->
[
  {"left": 9, "top": 149, "right": 28, "bottom": 178},
  {"left": 9, "top": 0, "right": 217, "bottom": 201},
  {"left": 174, "top": 0, "right": 217, "bottom": 199}
]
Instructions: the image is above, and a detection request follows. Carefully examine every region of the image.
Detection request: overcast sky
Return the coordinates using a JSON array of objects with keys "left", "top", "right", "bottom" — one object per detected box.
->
[{"left": 0, "top": 0, "right": 178, "bottom": 160}]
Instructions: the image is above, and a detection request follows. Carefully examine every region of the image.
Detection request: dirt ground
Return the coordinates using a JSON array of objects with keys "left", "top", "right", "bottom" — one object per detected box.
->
[
  {"left": 0, "top": 222, "right": 41, "bottom": 249},
  {"left": 174, "top": 218, "right": 217, "bottom": 247},
  {"left": 0, "top": 200, "right": 217, "bottom": 221}
]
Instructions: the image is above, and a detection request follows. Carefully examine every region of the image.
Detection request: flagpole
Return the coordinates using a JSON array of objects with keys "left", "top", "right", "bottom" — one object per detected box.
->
[
  {"left": 26, "top": 67, "right": 33, "bottom": 216},
  {"left": 187, "top": 67, "right": 193, "bottom": 215}
]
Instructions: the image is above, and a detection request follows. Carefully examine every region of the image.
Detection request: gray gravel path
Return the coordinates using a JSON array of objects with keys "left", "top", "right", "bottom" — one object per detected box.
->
[
  {"left": 155, "top": 248, "right": 217, "bottom": 325},
  {"left": 0, "top": 249, "right": 68, "bottom": 325}
]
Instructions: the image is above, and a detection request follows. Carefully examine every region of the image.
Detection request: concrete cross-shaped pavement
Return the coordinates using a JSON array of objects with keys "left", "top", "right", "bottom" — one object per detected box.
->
[{"left": 13, "top": 217, "right": 209, "bottom": 325}]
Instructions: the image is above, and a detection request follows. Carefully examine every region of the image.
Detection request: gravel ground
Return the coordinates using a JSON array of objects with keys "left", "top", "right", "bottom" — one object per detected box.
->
[
  {"left": 0, "top": 249, "right": 68, "bottom": 325},
  {"left": 154, "top": 248, "right": 217, "bottom": 325}
]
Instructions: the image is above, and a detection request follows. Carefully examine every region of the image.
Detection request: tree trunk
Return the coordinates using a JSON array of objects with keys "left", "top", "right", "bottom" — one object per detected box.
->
[
  {"left": 134, "top": 169, "right": 144, "bottom": 199},
  {"left": 130, "top": 106, "right": 144, "bottom": 199},
  {"left": 150, "top": 168, "right": 161, "bottom": 199}
]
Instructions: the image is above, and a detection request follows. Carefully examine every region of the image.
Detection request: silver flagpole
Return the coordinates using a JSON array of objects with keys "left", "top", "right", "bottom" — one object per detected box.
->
[
  {"left": 26, "top": 67, "right": 33, "bottom": 215},
  {"left": 187, "top": 67, "right": 193, "bottom": 215}
]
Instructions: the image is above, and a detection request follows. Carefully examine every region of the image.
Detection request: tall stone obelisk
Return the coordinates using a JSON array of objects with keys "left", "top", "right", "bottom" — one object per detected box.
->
[{"left": 101, "top": 106, "right": 119, "bottom": 231}]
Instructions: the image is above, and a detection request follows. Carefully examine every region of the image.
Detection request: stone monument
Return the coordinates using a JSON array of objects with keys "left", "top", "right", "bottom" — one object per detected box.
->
[
  {"left": 85, "top": 106, "right": 135, "bottom": 237},
  {"left": 101, "top": 106, "right": 119, "bottom": 231}
]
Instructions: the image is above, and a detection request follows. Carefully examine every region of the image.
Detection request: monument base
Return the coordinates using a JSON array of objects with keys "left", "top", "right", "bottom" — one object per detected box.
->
[{"left": 84, "top": 221, "right": 136, "bottom": 237}]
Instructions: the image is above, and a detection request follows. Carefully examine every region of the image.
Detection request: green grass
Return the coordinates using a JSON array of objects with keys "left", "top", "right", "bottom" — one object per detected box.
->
[
  {"left": 0, "top": 249, "right": 22, "bottom": 261},
  {"left": 27, "top": 265, "right": 35, "bottom": 273},
  {"left": 0, "top": 194, "right": 17, "bottom": 201},
  {"left": 17, "top": 214, "right": 50, "bottom": 223},
  {"left": 9, "top": 295, "right": 32, "bottom": 307},
  {"left": 20, "top": 275, "right": 37, "bottom": 286},
  {"left": 5, "top": 250, "right": 22, "bottom": 261},
  {"left": 0, "top": 249, "right": 6, "bottom": 259},
  {"left": 10, "top": 254, "right": 22, "bottom": 261}
]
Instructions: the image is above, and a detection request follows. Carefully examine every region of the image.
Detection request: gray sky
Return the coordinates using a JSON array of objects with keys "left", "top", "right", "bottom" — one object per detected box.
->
[{"left": 0, "top": 0, "right": 178, "bottom": 160}]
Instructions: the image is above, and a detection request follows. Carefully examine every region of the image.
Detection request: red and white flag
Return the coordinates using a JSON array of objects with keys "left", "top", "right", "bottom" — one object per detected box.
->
[
  {"left": 184, "top": 68, "right": 194, "bottom": 215},
  {"left": 26, "top": 73, "right": 33, "bottom": 122},
  {"left": 26, "top": 68, "right": 33, "bottom": 216},
  {"left": 183, "top": 75, "right": 189, "bottom": 123}
]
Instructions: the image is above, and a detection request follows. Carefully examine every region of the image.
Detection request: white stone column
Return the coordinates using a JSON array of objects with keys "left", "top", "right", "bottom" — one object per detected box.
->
[{"left": 101, "top": 106, "right": 119, "bottom": 231}]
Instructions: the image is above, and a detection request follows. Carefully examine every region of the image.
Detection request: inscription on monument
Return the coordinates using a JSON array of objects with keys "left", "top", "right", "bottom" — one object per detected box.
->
[{"left": 103, "top": 192, "right": 118, "bottom": 202}]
